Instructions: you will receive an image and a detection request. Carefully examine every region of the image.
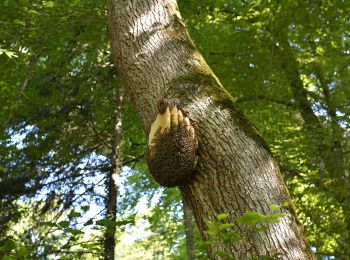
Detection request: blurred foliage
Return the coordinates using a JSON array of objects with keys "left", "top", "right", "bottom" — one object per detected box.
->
[{"left": 0, "top": 0, "right": 349, "bottom": 258}]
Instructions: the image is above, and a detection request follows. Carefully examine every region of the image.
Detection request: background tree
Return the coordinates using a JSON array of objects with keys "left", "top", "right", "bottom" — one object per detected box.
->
[{"left": 0, "top": 0, "right": 127, "bottom": 258}]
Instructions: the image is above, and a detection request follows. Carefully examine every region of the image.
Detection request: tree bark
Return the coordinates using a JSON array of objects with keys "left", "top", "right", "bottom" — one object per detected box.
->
[
  {"left": 103, "top": 87, "right": 123, "bottom": 260},
  {"left": 182, "top": 198, "right": 195, "bottom": 260},
  {"left": 107, "top": 0, "right": 314, "bottom": 258}
]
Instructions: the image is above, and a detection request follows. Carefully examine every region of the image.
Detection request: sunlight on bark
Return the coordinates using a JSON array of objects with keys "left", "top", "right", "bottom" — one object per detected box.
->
[{"left": 130, "top": 1, "right": 167, "bottom": 37}]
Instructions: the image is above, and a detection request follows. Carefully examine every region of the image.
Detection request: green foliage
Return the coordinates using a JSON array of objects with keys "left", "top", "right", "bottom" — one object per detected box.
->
[
  {"left": 236, "top": 210, "right": 286, "bottom": 234},
  {"left": 206, "top": 214, "right": 241, "bottom": 245},
  {"left": 0, "top": 238, "right": 30, "bottom": 259},
  {"left": 204, "top": 209, "right": 286, "bottom": 259},
  {"left": 0, "top": 239, "right": 16, "bottom": 253},
  {"left": 0, "top": 47, "right": 17, "bottom": 59},
  {"left": 0, "top": 0, "right": 349, "bottom": 258},
  {"left": 0, "top": 0, "right": 128, "bottom": 257}
]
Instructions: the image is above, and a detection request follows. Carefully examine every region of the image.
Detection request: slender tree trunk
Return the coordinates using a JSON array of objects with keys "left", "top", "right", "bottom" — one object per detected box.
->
[
  {"left": 104, "top": 87, "right": 123, "bottom": 260},
  {"left": 182, "top": 198, "right": 194, "bottom": 260},
  {"left": 107, "top": 1, "right": 314, "bottom": 258},
  {"left": 314, "top": 67, "right": 347, "bottom": 181}
]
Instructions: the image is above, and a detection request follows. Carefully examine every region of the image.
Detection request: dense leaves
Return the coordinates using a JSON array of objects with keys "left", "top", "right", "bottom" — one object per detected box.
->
[{"left": 0, "top": 0, "right": 349, "bottom": 258}]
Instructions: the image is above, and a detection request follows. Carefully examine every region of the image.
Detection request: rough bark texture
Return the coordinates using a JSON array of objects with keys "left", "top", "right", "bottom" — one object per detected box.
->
[
  {"left": 183, "top": 198, "right": 195, "bottom": 260},
  {"left": 103, "top": 89, "right": 123, "bottom": 260},
  {"left": 107, "top": 0, "right": 314, "bottom": 258}
]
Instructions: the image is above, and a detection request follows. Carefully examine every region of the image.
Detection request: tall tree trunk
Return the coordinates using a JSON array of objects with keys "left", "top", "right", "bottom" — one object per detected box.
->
[
  {"left": 104, "top": 87, "right": 123, "bottom": 260},
  {"left": 314, "top": 66, "right": 347, "bottom": 182},
  {"left": 107, "top": 0, "right": 314, "bottom": 258},
  {"left": 182, "top": 198, "right": 194, "bottom": 260}
]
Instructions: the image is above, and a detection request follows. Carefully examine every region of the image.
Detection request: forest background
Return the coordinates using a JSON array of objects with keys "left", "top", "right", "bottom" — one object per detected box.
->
[{"left": 0, "top": 0, "right": 349, "bottom": 259}]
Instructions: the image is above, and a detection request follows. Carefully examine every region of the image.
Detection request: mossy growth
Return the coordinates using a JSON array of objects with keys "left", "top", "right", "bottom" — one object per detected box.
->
[
  {"left": 167, "top": 64, "right": 271, "bottom": 154},
  {"left": 209, "top": 84, "right": 271, "bottom": 154}
]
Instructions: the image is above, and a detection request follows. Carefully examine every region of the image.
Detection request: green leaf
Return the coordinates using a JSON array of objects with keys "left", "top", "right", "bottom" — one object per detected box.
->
[
  {"left": 13, "top": 19, "right": 25, "bottom": 26},
  {"left": 43, "top": 1, "right": 55, "bottom": 8},
  {"left": 116, "top": 219, "right": 135, "bottom": 226},
  {"left": 3, "top": 256, "right": 16, "bottom": 260},
  {"left": 96, "top": 219, "right": 115, "bottom": 228},
  {"left": 270, "top": 204, "right": 280, "bottom": 211},
  {"left": 41, "top": 221, "right": 58, "bottom": 227},
  {"left": 206, "top": 229, "right": 219, "bottom": 236},
  {"left": 283, "top": 201, "right": 290, "bottom": 207},
  {"left": 69, "top": 211, "right": 81, "bottom": 218},
  {"left": 67, "top": 228, "right": 84, "bottom": 235},
  {"left": 81, "top": 205, "right": 90, "bottom": 212},
  {"left": 267, "top": 213, "right": 287, "bottom": 223},
  {"left": 270, "top": 213, "right": 286, "bottom": 218},
  {"left": 205, "top": 238, "right": 219, "bottom": 245},
  {"left": 81, "top": 242, "right": 100, "bottom": 249},
  {"left": 218, "top": 223, "right": 234, "bottom": 230},
  {"left": 206, "top": 221, "right": 218, "bottom": 230},
  {"left": 58, "top": 221, "right": 70, "bottom": 228},
  {"left": 0, "top": 49, "right": 17, "bottom": 59},
  {"left": 0, "top": 239, "right": 16, "bottom": 252},
  {"left": 236, "top": 211, "right": 267, "bottom": 226},
  {"left": 17, "top": 246, "right": 28, "bottom": 257},
  {"left": 216, "top": 213, "right": 229, "bottom": 220},
  {"left": 221, "top": 231, "right": 243, "bottom": 244},
  {"left": 84, "top": 219, "right": 94, "bottom": 226}
]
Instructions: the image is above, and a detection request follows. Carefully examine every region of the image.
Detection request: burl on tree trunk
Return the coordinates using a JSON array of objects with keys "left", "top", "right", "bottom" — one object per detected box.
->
[{"left": 107, "top": 0, "right": 315, "bottom": 258}]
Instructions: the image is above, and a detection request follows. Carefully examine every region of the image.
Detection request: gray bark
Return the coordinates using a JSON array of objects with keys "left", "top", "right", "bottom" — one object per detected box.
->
[
  {"left": 107, "top": 0, "right": 314, "bottom": 258},
  {"left": 183, "top": 198, "right": 195, "bottom": 260},
  {"left": 104, "top": 87, "right": 123, "bottom": 260}
]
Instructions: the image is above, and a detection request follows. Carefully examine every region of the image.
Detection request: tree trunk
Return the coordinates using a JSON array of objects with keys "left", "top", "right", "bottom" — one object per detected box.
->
[
  {"left": 107, "top": 0, "right": 314, "bottom": 258},
  {"left": 104, "top": 87, "right": 123, "bottom": 260},
  {"left": 182, "top": 198, "right": 195, "bottom": 260}
]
